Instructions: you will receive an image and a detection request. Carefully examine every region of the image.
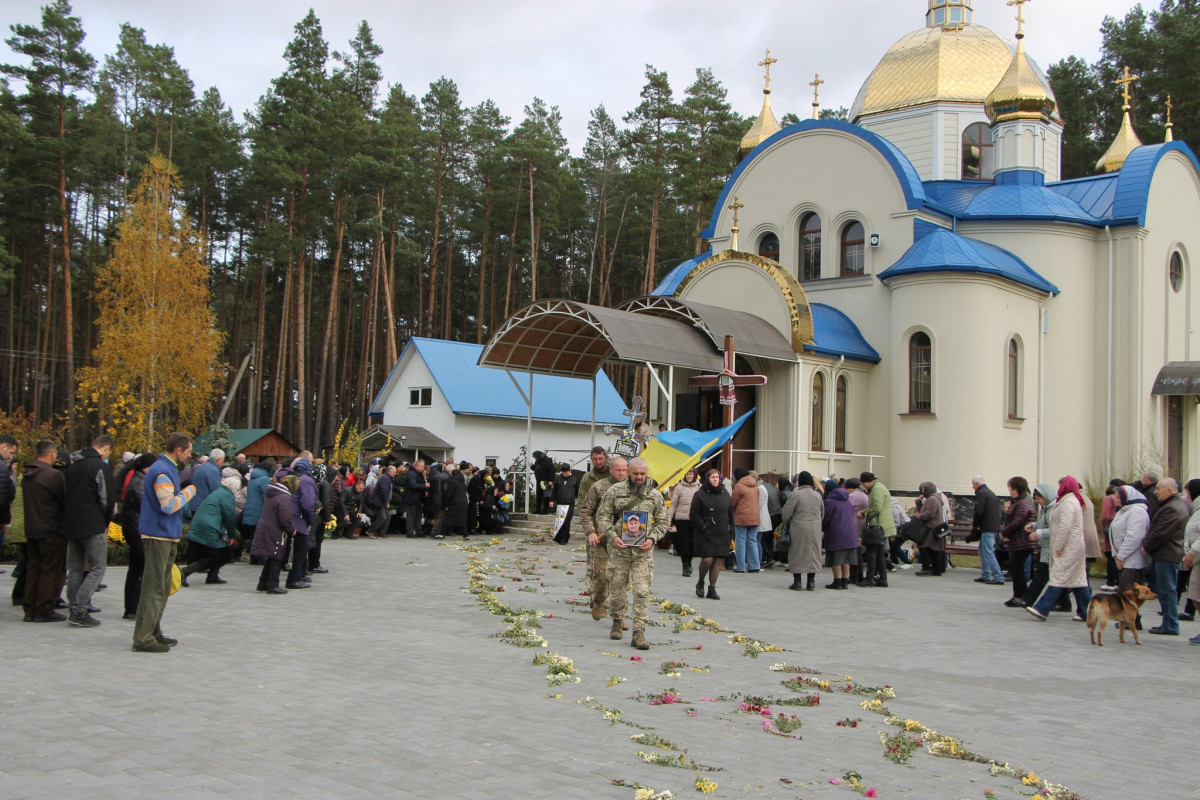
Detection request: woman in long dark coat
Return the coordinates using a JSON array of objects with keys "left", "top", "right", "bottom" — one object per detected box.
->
[
  {"left": 690, "top": 469, "right": 734, "bottom": 600},
  {"left": 915, "top": 481, "right": 947, "bottom": 577},
  {"left": 251, "top": 476, "right": 296, "bottom": 594},
  {"left": 441, "top": 470, "right": 470, "bottom": 539},
  {"left": 781, "top": 471, "right": 824, "bottom": 591}
]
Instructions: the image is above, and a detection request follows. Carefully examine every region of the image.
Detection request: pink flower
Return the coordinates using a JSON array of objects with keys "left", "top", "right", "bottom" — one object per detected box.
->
[
  {"left": 864, "top": 789, "right": 877, "bottom": 798},
  {"left": 763, "top": 720, "right": 772, "bottom": 730},
  {"left": 630, "top": 656, "right": 643, "bottom": 661},
  {"left": 699, "top": 697, "right": 715, "bottom": 702},
  {"left": 687, "top": 712, "right": 698, "bottom": 717},
  {"left": 829, "top": 778, "right": 843, "bottom": 785}
]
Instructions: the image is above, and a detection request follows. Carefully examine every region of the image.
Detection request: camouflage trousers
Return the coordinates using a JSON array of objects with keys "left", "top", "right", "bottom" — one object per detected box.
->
[
  {"left": 606, "top": 544, "right": 654, "bottom": 629},
  {"left": 587, "top": 538, "right": 609, "bottom": 611}
]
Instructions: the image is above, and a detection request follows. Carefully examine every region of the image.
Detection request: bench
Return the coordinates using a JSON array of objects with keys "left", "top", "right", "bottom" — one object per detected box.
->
[{"left": 943, "top": 520, "right": 978, "bottom": 568}]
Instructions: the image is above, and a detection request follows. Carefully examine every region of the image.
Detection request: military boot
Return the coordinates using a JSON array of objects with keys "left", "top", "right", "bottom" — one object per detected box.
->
[
  {"left": 592, "top": 603, "right": 605, "bottom": 621},
  {"left": 610, "top": 618, "right": 623, "bottom": 640},
  {"left": 631, "top": 629, "right": 649, "bottom": 650}
]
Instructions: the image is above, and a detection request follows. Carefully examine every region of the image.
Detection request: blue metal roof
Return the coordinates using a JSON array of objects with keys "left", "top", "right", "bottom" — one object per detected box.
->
[
  {"left": 393, "top": 338, "right": 628, "bottom": 424},
  {"left": 701, "top": 119, "right": 926, "bottom": 239},
  {"left": 1110, "top": 142, "right": 1200, "bottom": 226},
  {"left": 651, "top": 249, "right": 712, "bottom": 297},
  {"left": 1047, "top": 173, "right": 1119, "bottom": 220},
  {"left": 878, "top": 220, "right": 1058, "bottom": 295},
  {"left": 924, "top": 170, "right": 1099, "bottom": 224},
  {"left": 804, "top": 304, "right": 880, "bottom": 363}
]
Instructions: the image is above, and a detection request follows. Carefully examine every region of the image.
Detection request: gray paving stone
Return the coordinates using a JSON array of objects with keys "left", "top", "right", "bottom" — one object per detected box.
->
[{"left": 2, "top": 536, "right": 1194, "bottom": 798}]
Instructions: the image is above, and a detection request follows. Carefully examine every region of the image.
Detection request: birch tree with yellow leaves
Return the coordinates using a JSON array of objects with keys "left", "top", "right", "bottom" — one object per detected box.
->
[{"left": 77, "top": 154, "right": 223, "bottom": 451}]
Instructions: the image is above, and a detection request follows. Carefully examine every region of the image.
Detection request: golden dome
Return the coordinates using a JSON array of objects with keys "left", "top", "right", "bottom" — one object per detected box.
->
[
  {"left": 739, "top": 92, "right": 781, "bottom": 158},
  {"left": 1096, "top": 110, "right": 1143, "bottom": 173},
  {"left": 985, "top": 36, "right": 1056, "bottom": 123},
  {"left": 850, "top": 24, "right": 1053, "bottom": 122}
]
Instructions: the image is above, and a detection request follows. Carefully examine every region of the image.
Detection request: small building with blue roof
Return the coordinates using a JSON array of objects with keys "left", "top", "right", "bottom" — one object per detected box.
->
[{"left": 368, "top": 337, "right": 628, "bottom": 470}]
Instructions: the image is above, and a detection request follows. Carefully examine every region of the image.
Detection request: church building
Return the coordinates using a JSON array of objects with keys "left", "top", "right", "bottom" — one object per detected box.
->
[{"left": 482, "top": 0, "right": 1200, "bottom": 494}]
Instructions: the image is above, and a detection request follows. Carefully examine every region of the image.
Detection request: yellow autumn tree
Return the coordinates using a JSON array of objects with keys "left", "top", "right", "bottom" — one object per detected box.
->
[{"left": 77, "top": 154, "right": 224, "bottom": 451}]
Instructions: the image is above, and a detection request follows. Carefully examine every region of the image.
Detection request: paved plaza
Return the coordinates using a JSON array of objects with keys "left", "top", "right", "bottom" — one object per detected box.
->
[{"left": 1, "top": 531, "right": 1194, "bottom": 799}]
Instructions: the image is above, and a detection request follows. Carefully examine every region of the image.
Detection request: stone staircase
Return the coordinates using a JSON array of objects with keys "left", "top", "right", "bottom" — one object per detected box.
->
[{"left": 503, "top": 513, "right": 556, "bottom": 536}]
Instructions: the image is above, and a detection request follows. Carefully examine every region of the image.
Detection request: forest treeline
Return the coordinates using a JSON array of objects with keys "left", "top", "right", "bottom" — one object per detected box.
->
[{"left": 1, "top": 0, "right": 1195, "bottom": 449}]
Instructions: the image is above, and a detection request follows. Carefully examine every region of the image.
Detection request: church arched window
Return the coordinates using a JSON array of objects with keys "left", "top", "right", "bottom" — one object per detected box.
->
[
  {"left": 799, "top": 213, "right": 821, "bottom": 281},
  {"left": 1170, "top": 251, "right": 1184, "bottom": 293},
  {"left": 758, "top": 232, "right": 780, "bottom": 262},
  {"left": 811, "top": 372, "right": 825, "bottom": 450},
  {"left": 909, "top": 331, "right": 932, "bottom": 413},
  {"left": 840, "top": 221, "right": 865, "bottom": 276},
  {"left": 962, "top": 123, "right": 994, "bottom": 180},
  {"left": 1007, "top": 337, "right": 1022, "bottom": 419},
  {"left": 835, "top": 375, "right": 848, "bottom": 453}
]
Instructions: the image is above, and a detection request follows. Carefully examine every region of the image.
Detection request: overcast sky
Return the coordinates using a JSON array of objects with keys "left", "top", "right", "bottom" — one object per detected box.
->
[{"left": 6, "top": 0, "right": 1142, "bottom": 154}]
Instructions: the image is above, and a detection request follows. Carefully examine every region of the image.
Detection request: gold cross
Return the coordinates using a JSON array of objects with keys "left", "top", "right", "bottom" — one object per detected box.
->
[
  {"left": 1167, "top": 94, "right": 1174, "bottom": 125},
  {"left": 809, "top": 73, "right": 824, "bottom": 118},
  {"left": 1007, "top": 0, "right": 1030, "bottom": 37},
  {"left": 728, "top": 196, "right": 744, "bottom": 229},
  {"left": 1116, "top": 65, "right": 1139, "bottom": 110},
  {"left": 758, "top": 49, "right": 778, "bottom": 92}
]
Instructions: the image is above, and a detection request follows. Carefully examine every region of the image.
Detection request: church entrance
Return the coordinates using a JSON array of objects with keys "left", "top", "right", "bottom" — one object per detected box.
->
[{"left": 1167, "top": 395, "right": 1183, "bottom": 481}]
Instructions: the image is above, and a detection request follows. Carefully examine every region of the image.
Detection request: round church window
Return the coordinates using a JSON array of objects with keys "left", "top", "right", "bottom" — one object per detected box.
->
[{"left": 1170, "top": 252, "right": 1184, "bottom": 293}]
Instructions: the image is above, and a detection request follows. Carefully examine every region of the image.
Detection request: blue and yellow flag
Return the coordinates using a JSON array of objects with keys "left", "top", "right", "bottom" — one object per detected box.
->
[{"left": 640, "top": 409, "right": 756, "bottom": 489}]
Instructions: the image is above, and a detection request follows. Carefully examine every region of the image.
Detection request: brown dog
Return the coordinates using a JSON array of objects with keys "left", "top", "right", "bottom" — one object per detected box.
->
[{"left": 1087, "top": 583, "right": 1158, "bottom": 645}]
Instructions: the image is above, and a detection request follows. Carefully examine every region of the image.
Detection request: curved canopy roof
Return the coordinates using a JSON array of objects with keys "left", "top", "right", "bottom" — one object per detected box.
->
[
  {"left": 478, "top": 299, "right": 723, "bottom": 379},
  {"left": 618, "top": 296, "right": 797, "bottom": 362}
]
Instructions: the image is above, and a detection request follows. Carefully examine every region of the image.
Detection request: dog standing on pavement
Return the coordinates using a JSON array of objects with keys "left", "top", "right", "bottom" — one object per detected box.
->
[{"left": 1087, "top": 583, "right": 1157, "bottom": 646}]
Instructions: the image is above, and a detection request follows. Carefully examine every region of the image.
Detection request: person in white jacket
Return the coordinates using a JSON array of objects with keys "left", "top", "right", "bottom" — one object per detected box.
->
[{"left": 1110, "top": 485, "right": 1151, "bottom": 589}]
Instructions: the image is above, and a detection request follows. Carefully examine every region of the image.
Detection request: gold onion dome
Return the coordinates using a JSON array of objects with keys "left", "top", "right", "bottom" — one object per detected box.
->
[
  {"left": 739, "top": 93, "right": 781, "bottom": 158},
  {"left": 850, "top": 8, "right": 1056, "bottom": 123},
  {"left": 984, "top": 35, "right": 1056, "bottom": 123},
  {"left": 1096, "top": 66, "right": 1144, "bottom": 173}
]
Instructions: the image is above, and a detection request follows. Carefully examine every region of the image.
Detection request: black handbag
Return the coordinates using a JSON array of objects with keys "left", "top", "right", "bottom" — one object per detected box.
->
[{"left": 863, "top": 524, "right": 886, "bottom": 547}]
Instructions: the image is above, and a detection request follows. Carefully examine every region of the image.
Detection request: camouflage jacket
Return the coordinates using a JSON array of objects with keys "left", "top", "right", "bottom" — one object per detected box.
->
[
  {"left": 577, "top": 475, "right": 615, "bottom": 540},
  {"left": 596, "top": 479, "right": 667, "bottom": 544}
]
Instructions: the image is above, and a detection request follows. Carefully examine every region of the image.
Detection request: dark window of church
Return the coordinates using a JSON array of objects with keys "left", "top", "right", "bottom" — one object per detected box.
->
[
  {"left": 811, "top": 372, "right": 825, "bottom": 450},
  {"left": 962, "top": 123, "right": 994, "bottom": 180},
  {"left": 410, "top": 387, "right": 432, "bottom": 407},
  {"left": 1007, "top": 338, "right": 1021, "bottom": 418},
  {"left": 841, "top": 221, "right": 865, "bottom": 276},
  {"left": 758, "top": 232, "right": 780, "bottom": 262},
  {"left": 1170, "top": 252, "right": 1184, "bottom": 293},
  {"left": 799, "top": 213, "right": 821, "bottom": 280},
  {"left": 909, "top": 332, "right": 932, "bottom": 413},
  {"left": 835, "top": 375, "right": 848, "bottom": 452}
]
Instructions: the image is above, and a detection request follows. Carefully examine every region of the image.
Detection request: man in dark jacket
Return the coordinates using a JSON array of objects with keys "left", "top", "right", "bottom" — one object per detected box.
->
[
  {"left": 287, "top": 457, "right": 318, "bottom": 588},
  {"left": 0, "top": 433, "right": 16, "bottom": 574},
  {"left": 424, "top": 462, "right": 446, "bottom": 537},
  {"left": 550, "top": 463, "right": 580, "bottom": 545},
  {"left": 971, "top": 476, "right": 1004, "bottom": 585},
  {"left": 367, "top": 464, "right": 395, "bottom": 538},
  {"left": 403, "top": 461, "right": 428, "bottom": 537},
  {"left": 22, "top": 439, "right": 67, "bottom": 622},
  {"left": 1145, "top": 478, "right": 1187, "bottom": 635},
  {"left": 532, "top": 451, "right": 555, "bottom": 514},
  {"left": 308, "top": 463, "right": 333, "bottom": 574},
  {"left": 63, "top": 435, "right": 115, "bottom": 627}
]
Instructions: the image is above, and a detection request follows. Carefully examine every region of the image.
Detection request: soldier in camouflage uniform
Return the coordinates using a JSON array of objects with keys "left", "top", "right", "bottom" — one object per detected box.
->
[
  {"left": 576, "top": 455, "right": 625, "bottom": 621},
  {"left": 596, "top": 457, "right": 666, "bottom": 650}
]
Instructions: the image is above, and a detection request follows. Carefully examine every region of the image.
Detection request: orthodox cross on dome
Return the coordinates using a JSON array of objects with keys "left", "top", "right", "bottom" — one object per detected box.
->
[
  {"left": 1166, "top": 94, "right": 1175, "bottom": 142},
  {"left": 809, "top": 73, "right": 824, "bottom": 119},
  {"left": 728, "top": 196, "right": 744, "bottom": 251},
  {"left": 1116, "top": 65, "right": 1138, "bottom": 111},
  {"left": 758, "top": 49, "right": 778, "bottom": 93},
  {"left": 1007, "top": 0, "right": 1029, "bottom": 39},
  {"left": 688, "top": 335, "right": 768, "bottom": 477}
]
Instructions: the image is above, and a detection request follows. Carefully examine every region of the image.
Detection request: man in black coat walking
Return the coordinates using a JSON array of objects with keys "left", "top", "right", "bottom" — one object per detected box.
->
[
  {"left": 971, "top": 476, "right": 1003, "bottom": 585},
  {"left": 63, "top": 435, "right": 115, "bottom": 627}
]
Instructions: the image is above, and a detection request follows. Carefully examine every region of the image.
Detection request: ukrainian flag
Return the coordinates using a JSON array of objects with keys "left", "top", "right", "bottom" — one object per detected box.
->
[{"left": 641, "top": 409, "right": 756, "bottom": 488}]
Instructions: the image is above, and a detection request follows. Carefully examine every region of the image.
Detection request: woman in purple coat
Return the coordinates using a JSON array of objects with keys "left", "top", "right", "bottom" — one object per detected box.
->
[
  {"left": 822, "top": 479, "right": 859, "bottom": 590},
  {"left": 251, "top": 476, "right": 297, "bottom": 594}
]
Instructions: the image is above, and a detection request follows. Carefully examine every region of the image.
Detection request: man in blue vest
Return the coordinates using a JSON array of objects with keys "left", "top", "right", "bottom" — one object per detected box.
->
[{"left": 132, "top": 432, "right": 196, "bottom": 653}]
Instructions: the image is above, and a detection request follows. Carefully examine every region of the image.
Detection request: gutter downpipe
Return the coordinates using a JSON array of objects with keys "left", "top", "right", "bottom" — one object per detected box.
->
[
  {"left": 1038, "top": 297, "right": 1050, "bottom": 485},
  {"left": 1105, "top": 225, "right": 1114, "bottom": 477},
  {"left": 827, "top": 355, "right": 845, "bottom": 478}
]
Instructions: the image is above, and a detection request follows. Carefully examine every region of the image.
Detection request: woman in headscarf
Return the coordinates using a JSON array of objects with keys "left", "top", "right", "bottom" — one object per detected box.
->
[
  {"left": 1026, "top": 476, "right": 1092, "bottom": 621},
  {"left": 821, "top": 478, "right": 857, "bottom": 589},
  {"left": 999, "top": 476, "right": 1037, "bottom": 607},
  {"left": 1021, "top": 482, "right": 1056, "bottom": 607},
  {"left": 915, "top": 481, "right": 947, "bottom": 577},
  {"left": 180, "top": 472, "right": 241, "bottom": 587},
  {"left": 253, "top": 475, "right": 297, "bottom": 594},
  {"left": 1108, "top": 483, "right": 1153, "bottom": 631},
  {"left": 781, "top": 471, "right": 823, "bottom": 591},
  {"left": 668, "top": 468, "right": 701, "bottom": 577},
  {"left": 690, "top": 469, "right": 733, "bottom": 600},
  {"left": 1178, "top": 479, "right": 1200, "bottom": 621}
]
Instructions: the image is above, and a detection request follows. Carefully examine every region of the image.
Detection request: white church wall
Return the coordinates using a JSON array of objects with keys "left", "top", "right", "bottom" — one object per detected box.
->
[
  {"left": 942, "top": 112, "right": 958, "bottom": 179},
  {"left": 379, "top": 352, "right": 458, "bottom": 446},
  {"left": 886, "top": 274, "right": 1043, "bottom": 494},
  {"left": 680, "top": 262, "right": 794, "bottom": 345}
]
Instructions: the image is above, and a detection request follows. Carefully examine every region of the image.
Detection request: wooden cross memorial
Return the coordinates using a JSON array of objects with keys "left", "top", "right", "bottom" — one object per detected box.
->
[
  {"left": 688, "top": 335, "right": 768, "bottom": 477},
  {"left": 604, "top": 395, "right": 649, "bottom": 458}
]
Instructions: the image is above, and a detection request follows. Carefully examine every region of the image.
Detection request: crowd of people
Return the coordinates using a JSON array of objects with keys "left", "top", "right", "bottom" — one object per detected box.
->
[{"left": 2, "top": 429, "right": 1197, "bottom": 651}]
